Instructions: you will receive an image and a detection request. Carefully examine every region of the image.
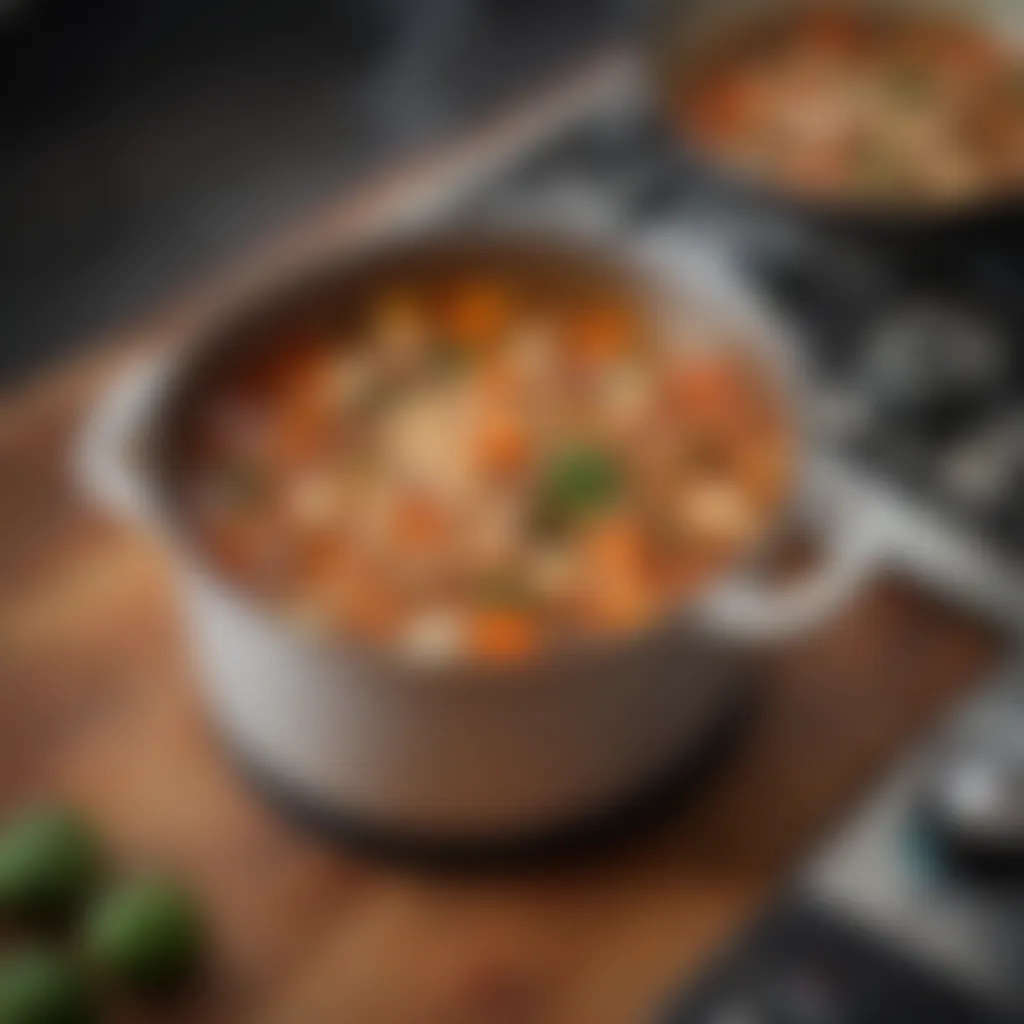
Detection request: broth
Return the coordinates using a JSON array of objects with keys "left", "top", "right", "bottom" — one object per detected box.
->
[{"left": 176, "top": 259, "right": 792, "bottom": 666}]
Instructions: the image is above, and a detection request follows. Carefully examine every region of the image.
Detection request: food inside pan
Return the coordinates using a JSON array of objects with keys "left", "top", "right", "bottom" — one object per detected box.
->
[{"left": 173, "top": 252, "right": 792, "bottom": 666}]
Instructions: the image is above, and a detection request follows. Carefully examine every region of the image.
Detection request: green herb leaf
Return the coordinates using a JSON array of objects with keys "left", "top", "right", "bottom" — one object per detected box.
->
[
  {"left": 84, "top": 877, "right": 204, "bottom": 993},
  {"left": 214, "top": 461, "right": 266, "bottom": 509},
  {"left": 477, "top": 572, "right": 534, "bottom": 609},
  {"left": 1006, "top": 67, "right": 1024, "bottom": 107},
  {"left": 535, "top": 446, "right": 621, "bottom": 532},
  {"left": 428, "top": 343, "right": 468, "bottom": 378},
  {"left": 0, "top": 808, "right": 104, "bottom": 922},
  {"left": 884, "top": 63, "right": 935, "bottom": 105},
  {"left": 0, "top": 951, "right": 95, "bottom": 1024}
]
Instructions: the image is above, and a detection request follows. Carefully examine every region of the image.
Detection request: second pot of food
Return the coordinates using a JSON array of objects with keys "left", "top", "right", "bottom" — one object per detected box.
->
[
  {"left": 78, "top": 232, "right": 880, "bottom": 849},
  {"left": 652, "top": 0, "right": 1024, "bottom": 236}
]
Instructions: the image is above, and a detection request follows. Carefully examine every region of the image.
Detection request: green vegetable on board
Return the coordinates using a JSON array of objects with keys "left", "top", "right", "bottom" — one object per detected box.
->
[
  {"left": 83, "top": 877, "right": 203, "bottom": 992},
  {"left": 0, "top": 810, "right": 103, "bottom": 921},
  {"left": 0, "top": 951, "right": 95, "bottom": 1024}
]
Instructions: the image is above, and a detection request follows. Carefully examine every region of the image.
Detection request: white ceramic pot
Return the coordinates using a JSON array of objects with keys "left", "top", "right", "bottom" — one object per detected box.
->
[{"left": 77, "top": 232, "right": 881, "bottom": 848}]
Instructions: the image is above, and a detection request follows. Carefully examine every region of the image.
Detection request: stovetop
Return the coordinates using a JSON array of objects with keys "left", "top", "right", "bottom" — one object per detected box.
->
[
  {"left": 770, "top": 232, "right": 1024, "bottom": 561},
  {"left": 661, "top": 896, "right": 1016, "bottom": 1024},
  {"left": 435, "top": 77, "right": 1024, "bottom": 1023},
  {"left": 464, "top": 94, "right": 1024, "bottom": 574}
]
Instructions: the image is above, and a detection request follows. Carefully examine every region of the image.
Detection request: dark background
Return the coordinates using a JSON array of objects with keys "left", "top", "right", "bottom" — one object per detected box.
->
[{"left": 0, "top": 0, "right": 637, "bottom": 385}]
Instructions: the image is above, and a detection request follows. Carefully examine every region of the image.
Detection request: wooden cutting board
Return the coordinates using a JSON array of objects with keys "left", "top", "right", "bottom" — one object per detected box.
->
[
  {"left": 0, "top": 333, "right": 1002, "bottom": 1024},
  {"left": 0, "top": 57, "right": 1004, "bottom": 1023}
]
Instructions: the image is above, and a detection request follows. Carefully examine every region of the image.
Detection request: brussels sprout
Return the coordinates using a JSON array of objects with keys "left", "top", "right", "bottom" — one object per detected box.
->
[
  {"left": 0, "top": 810, "right": 103, "bottom": 921},
  {"left": 0, "top": 951, "right": 95, "bottom": 1024},
  {"left": 84, "top": 878, "right": 203, "bottom": 992}
]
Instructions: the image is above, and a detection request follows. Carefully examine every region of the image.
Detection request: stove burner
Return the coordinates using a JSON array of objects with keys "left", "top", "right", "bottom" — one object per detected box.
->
[
  {"left": 859, "top": 302, "right": 1008, "bottom": 427},
  {"left": 919, "top": 745, "right": 1024, "bottom": 875},
  {"left": 660, "top": 897, "right": 1014, "bottom": 1023},
  {"left": 940, "top": 412, "right": 1024, "bottom": 514}
]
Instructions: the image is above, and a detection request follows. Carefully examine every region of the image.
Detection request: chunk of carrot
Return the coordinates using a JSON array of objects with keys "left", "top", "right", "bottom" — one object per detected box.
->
[
  {"left": 346, "top": 584, "right": 404, "bottom": 641},
  {"left": 474, "top": 410, "right": 530, "bottom": 477},
  {"left": 799, "top": 10, "right": 861, "bottom": 56},
  {"left": 582, "top": 516, "right": 648, "bottom": 573},
  {"left": 469, "top": 610, "right": 539, "bottom": 663},
  {"left": 391, "top": 493, "right": 449, "bottom": 551},
  {"left": 665, "top": 356, "right": 746, "bottom": 423},
  {"left": 441, "top": 280, "right": 511, "bottom": 346},
  {"left": 578, "top": 517, "right": 660, "bottom": 632},
  {"left": 685, "top": 74, "right": 761, "bottom": 140},
  {"left": 566, "top": 303, "right": 635, "bottom": 364}
]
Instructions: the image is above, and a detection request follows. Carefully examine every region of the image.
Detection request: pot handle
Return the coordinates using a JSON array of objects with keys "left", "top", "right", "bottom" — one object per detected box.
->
[
  {"left": 75, "top": 354, "right": 171, "bottom": 524},
  {"left": 698, "top": 457, "right": 883, "bottom": 642}
]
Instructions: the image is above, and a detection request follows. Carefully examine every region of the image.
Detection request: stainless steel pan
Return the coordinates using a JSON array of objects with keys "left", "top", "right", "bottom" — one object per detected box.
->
[{"left": 77, "top": 229, "right": 882, "bottom": 852}]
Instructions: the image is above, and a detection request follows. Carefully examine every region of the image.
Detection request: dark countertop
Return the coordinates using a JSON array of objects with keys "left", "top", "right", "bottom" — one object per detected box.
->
[{"left": 0, "top": 0, "right": 637, "bottom": 386}]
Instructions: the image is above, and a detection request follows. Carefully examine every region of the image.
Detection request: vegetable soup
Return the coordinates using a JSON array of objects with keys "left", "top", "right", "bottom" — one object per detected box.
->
[
  {"left": 176, "top": 255, "right": 792, "bottom": 666},
  {"left": 675, "top": 8, "right": 1024, "bottom": 205}
]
